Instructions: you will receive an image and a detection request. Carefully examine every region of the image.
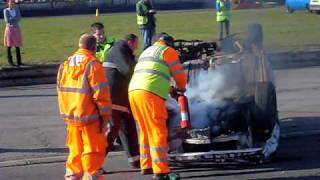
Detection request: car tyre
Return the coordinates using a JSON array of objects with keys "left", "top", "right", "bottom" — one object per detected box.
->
[{"left": 252, "top": 82, "right": 278, "bottom": 138}]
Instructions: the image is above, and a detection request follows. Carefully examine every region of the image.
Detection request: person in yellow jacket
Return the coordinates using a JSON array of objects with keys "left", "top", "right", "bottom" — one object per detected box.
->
[
  {"left": 91, "top": 22, "right": 115, "bottom": 62},
  {"left": 57, "top": 33, "right": 112, "bottom": 180},
  {"left": 128, "top": 33, "right": 187, "bottom": 180},
  {"left": 136, "top": 0, "right": 156, "bottom": 50},
  {"left": 216, "top": 0, "right": 231, "bottom": 40}
]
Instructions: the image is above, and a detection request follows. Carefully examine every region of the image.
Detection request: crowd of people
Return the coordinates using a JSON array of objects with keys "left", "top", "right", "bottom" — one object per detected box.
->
[
  {"left": 2, "top": 0, "right": 232, "bottom": 67},
  {"left": 3, "top": 0, "right": 233, "bottom": 179},
  {"left": 57, "top": 0, "right": 187, "bottom": 179}
]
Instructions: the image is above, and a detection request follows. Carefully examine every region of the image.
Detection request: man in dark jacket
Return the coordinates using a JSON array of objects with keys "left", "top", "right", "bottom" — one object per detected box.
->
[{"left": 103, "top": 34, "right": 140, "bottom": 168}]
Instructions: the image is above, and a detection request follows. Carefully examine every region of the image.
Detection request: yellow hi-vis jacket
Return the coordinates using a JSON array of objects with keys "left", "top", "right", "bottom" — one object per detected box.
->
[
  {"left": 129, "top": 41, "right": 187, "bottom": 99},
  {"left": 136, "top": 0, "right": 149, "bottom": 25},
  {"left": 216, "top": 0, "right": 231, "bottom": 22}
]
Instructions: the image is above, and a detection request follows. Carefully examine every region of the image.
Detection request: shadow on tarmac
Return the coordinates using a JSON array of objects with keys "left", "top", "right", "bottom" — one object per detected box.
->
[
  {"left": 280, "top": 117, "right": 320, "bottom": 135},
  {"left": 104, "top": 169, "right": 140, "bottom": 175},
  {"left": 0, "top": 148, "right": 67, "bottom": 154},
  {"left": 254, "top": 176, "right": 320, "bottom": 180},
  {"left": 0, "top": 85, "right": 56, "bottom": 91},
  {"left": 0, "top": 94, "right": 57, "bottom": 98},
  {"left": 0, "top": 145, "right": 124, "bottom": 154},
  {"left": 179, "top": 169, "right": 277, "bottom": 179}
]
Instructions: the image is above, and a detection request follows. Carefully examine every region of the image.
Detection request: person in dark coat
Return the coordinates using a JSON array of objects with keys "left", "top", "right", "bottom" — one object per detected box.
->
[{"left": 103, "top": 34, "right": 140, "bottom": 168}]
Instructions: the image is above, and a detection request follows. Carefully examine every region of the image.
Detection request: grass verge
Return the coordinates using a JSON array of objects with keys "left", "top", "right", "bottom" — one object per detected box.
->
[{"left": 0, "top": 7, "right": 319, "bottom": 66}]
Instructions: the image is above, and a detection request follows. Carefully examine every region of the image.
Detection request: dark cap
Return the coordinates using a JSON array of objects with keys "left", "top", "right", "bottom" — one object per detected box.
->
[{"left": 157, "top": 32, "right": 175, "bottom": 47}]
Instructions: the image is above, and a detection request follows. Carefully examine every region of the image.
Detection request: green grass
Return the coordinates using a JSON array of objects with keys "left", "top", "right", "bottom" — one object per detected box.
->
[{"left": 1, "top": 7, "right": 319, "bottom": 66}]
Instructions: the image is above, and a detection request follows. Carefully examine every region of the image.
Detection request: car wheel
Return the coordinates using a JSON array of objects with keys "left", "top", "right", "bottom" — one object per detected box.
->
[{"left": 252, "top": 82, "right": 278, "bottom": 138}]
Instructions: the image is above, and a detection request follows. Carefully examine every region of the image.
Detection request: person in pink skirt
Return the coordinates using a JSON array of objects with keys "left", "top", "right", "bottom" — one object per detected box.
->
[{"left": 3, "top": 0, "right": 22, "bottom": 66}]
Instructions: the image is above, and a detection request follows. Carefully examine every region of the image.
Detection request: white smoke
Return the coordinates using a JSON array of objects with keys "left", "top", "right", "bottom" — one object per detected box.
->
[
  {"left": 167, "top": 67, "right": 228, "bottom": 129},
  {"left": 187, "top": 68, "right": 226, "bottom": 104},
  {"left": 186, "top": 68, "right": 227, "bottom": 128}
]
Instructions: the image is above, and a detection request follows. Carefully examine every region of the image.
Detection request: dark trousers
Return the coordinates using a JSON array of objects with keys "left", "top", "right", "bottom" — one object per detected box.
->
[
  {"left": 7, "top": 47, "right": 22, "bottom": 66},
  {"left": 219, "top": 20, "right": 230, "bottom": 40},
  {"left": 105, "top": 109, "right": 140, "bottom": 164},
  {"left": 140, "top": 27, "right": 155, "bottom": 50}
]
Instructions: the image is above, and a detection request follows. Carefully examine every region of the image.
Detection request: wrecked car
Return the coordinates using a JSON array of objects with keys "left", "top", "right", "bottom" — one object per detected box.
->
[{"left": 167, "top": 24, "right": 280, "bottom": 164}]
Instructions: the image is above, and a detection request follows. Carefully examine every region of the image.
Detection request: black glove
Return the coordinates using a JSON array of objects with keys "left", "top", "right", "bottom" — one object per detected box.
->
[{"left": 169, "top": 86, "right": 178, "bottom": 99}]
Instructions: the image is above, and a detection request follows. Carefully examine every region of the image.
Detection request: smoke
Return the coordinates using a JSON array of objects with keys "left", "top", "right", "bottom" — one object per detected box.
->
[
  {"left": 187, "top": 68, "right": 227, "bottom": 128},
  {"left": 167, "top": 67, "right": 228, "bottom": 129},
  {"left": 187, "top": 68, "right": 226, "bottom": 104}
]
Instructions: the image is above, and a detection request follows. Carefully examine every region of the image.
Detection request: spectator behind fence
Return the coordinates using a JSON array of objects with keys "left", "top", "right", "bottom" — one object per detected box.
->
[
  {"left": 216, "top": 0, "right": 231, "bottom": 40},
  {"left": 3, "top": 0, "right": 23, "bottom": 66},
  {"left": 136, "top": 0, "right": 156, "bottom": 50}
]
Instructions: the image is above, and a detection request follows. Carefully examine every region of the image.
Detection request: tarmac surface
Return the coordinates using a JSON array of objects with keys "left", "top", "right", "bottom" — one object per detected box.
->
[{"left": 0, "top": 66, "right": 320, "bottom": 179}]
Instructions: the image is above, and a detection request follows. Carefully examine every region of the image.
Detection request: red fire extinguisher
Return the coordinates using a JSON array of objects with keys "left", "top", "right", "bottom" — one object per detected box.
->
[{"left": 177, "top": 92, "right": 191, "bottom": 129}]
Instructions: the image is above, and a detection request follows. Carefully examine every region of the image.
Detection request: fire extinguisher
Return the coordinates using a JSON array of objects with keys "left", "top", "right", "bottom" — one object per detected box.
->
[{"left": 177, "top": 92, "right": 191, "bottom": 129}]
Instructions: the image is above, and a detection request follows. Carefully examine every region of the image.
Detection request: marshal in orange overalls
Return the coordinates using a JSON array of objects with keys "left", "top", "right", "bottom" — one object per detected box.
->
[
  {"left": 129, "top": 40, "right": 187, "bottom": 175},
  {"left": 57, "top": 34, "right": 112, "bottom": 180}
]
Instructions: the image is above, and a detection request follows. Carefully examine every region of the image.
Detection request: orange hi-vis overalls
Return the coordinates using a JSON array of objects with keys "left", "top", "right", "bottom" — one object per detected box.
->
[
  {"left": 129, "top": 41, "right": 187, "bottom": 174},
  {"left": 57, "top": 48, "right": 112, "bottom": 180}
]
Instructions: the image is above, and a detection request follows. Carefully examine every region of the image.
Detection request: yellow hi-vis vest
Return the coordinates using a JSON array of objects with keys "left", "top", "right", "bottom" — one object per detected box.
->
[
  {"left": 129, "top": 43, "right": 171, "bottom": 99},
  {"left": 96, "top": 36, "right": 115, "bottom": 62},
  {"left": 216, "top": 0, "right": 231, "bottom": 22},
  {"left": 137, "top": 2, "right": 148, "bottom": 25}
]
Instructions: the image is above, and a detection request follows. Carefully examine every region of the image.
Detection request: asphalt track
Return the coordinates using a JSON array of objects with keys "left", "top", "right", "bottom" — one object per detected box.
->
[{"left": 0, "top": 66, "right": 320, "bottom": 179}]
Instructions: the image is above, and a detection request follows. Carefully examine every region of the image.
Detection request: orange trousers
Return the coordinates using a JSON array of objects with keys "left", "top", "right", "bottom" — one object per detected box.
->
[
  {"left": 129, "top": 90, "right": 170, "bottom": 174},
  {"left": 65, "top": 120, "right": 107, "bottom": 180}
]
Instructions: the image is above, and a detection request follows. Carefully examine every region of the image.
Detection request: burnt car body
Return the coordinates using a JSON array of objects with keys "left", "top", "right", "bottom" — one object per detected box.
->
[{"left": 167, "top": 24, "right": 280, "bottom": 164}]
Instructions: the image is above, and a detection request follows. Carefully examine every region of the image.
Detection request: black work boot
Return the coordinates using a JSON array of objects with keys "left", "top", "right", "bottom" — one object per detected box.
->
[
  {"left": 151, "top": 173, "right": 180, "bottom": 180},
  {"left": 7, "top": 47, "right": 15, "bottom": 66},
  {"left": 141, "top": 168, "right": 153, "bottom": 175},
  {"left": 16, "top": 47, "right": 23, "bottom": 66},
  {"left": 130, "top": 160, "right": 140, "bottom": 169}
]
